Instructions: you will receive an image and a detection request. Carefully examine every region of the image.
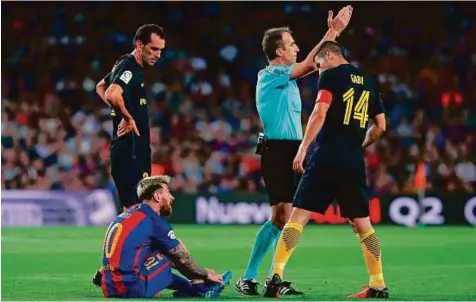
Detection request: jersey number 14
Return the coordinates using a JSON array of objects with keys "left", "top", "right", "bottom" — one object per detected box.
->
[{"left": 343, "top": 87, "right": 370, "bottom": 129}]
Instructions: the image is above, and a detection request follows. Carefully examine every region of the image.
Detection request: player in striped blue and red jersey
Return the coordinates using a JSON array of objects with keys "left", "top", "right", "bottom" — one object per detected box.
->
[{"left": 94, "top": 175, "right": 231, "bottom": 298}]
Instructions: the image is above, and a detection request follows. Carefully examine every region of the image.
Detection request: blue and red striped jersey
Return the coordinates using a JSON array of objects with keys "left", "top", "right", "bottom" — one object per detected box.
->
[{"left": 101, "top": 202, "right": 180, "bottom": 295}]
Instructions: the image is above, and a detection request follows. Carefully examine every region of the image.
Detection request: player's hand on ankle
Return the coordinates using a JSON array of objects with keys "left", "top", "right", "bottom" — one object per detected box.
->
[
  {"left": 328, "top": 5, "right": 353, "bottom": 35},
  {"left": 206, "top": 270, "right": 224, "bottom": 284}
]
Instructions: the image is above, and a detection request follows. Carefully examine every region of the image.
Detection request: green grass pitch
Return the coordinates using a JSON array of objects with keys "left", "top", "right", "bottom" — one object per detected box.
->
[{"left": 2, "top": 225, "right": 476, "bottom": 300}]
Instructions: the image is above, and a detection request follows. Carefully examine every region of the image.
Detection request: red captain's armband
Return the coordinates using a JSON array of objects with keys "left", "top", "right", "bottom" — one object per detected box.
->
[{"left": 316, "top": 89, "right": 333, "bottom": 105}]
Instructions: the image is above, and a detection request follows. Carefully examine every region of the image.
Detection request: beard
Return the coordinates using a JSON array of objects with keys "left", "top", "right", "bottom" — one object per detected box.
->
[{"left": 159, "top": 205, "right": 173, "bottom": 217}]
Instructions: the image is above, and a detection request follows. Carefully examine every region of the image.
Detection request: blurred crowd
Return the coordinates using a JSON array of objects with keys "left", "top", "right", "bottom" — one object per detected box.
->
[{"left": 2, "top": 2, "right": 476, "bottom": 196}]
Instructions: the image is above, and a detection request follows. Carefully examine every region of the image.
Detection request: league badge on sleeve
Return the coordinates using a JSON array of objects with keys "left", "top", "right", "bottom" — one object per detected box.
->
[{"left": 120, "top": 71, "right": 133, "bottom": 84}]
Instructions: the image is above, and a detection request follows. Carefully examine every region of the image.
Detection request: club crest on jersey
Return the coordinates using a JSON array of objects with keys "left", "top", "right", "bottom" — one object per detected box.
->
[
  {"left": 120, "top": 70, "right": 133, "bottom": 84},
  {"left": 268, "top": 66, "right": 285, "bottom": 75},
  {"left": 167, "top": 231, "right": 176, "bottom": 240}
]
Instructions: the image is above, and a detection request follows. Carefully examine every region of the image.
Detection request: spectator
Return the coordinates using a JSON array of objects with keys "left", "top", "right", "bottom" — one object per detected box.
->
[{"left": 1, "top": 2, "right": 475, "bottom": 195}]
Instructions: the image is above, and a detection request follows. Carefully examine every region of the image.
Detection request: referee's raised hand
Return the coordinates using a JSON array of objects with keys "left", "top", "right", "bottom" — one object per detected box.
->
[
  {"left": 117, "top": 118, "right": 140, "bottom": 137},
  {"left": 328, "top": 5, "right": 353, "bottom": 35}
]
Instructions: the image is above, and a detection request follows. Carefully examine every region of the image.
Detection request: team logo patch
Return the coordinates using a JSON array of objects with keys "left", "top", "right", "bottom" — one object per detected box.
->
[
  {"left": 167, "top": 231, "right": 176, "bottom": 240},
  {"left": 268, "top": 66, "right": 286, "bottom": 76},
  {"left": 272, "top": 68, "right": 285, "bottom": 75},
  {"left": 119, "top": 70, "right": 133, "bottom": 84}
]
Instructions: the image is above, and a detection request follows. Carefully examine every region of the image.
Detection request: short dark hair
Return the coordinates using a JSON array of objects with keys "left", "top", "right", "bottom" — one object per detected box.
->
[
  {"left": 134, "top": 24, "right": 166, "bottom": 44},
  {"left": 315, "top": 41, "right": 345, "bottom": 59},
  {"left": 262, "top": 27, "right": 292, "bottom": 61}
]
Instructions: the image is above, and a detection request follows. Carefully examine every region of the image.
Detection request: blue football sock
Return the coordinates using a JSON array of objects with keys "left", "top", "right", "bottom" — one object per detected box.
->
[
  {"left": 267, "top": 233, "right": 281, "bottom": 277},
  {"left": 243, "top": 220, "right": 281, "bottom": 280}
]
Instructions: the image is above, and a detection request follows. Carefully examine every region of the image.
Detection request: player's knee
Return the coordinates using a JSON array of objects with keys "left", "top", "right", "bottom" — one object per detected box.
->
[
  {"left": 349, "top": 217, "right": 372, "bottom": 233},
  {"left": 270, "top": 203, "right": 292, "bottom": 229},
  {"left": 348, "top": 219, "right": 358, "bottom": 233},
  {"left": 270, "top": 213, "right": 287, "bottom": 229},
  {"left": 288, "top": 208, "right": 311, "bottom": 226}
]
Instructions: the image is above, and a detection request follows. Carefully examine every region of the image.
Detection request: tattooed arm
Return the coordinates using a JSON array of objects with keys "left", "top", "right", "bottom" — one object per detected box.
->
[
  {"left": 167, "top": 243, "right": 209, "bottom": 280},
  {"left": 154, "top": 222, "right": 222, "bottom": 283}
]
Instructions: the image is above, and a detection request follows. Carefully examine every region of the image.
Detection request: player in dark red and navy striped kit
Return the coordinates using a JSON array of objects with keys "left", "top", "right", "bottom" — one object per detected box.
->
[
  {"left": 264, "top": 41, "right": 389, "bottom": 299},
  {"left": 94, "top": 175, "right": 231, "bottom": 298}
]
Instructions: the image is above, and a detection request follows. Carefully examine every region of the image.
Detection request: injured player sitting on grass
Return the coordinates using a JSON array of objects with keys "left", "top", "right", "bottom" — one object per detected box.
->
[{"left": 93, "top": 175, "right": 232, "bottom": 298}]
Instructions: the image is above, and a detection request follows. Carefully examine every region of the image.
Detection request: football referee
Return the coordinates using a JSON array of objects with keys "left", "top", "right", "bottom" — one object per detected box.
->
[{"left": 235, "top": 5, "right": 353, "bottom": 296}]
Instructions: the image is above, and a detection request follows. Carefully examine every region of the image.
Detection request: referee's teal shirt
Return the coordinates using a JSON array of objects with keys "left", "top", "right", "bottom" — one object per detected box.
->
[{"left": 256, "top": 64, "right": 302, "bottom": 140}]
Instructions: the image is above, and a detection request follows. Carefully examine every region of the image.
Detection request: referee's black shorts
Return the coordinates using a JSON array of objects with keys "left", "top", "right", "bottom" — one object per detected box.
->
[
  {"left": 261, "top": 139, "right": 301, "bottom": 205},
  {"left": 110, "top": 140, "right": 151, "bottom": 208}
]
